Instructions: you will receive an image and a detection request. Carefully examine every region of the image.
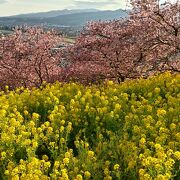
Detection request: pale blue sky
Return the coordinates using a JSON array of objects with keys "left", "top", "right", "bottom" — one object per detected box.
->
[{"left": 0, "top": 0, "right": 128, "bottom": 16}]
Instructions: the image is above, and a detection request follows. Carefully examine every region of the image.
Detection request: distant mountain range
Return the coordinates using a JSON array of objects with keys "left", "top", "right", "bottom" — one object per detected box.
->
[
  {"left": 9, "top": 9, "right": 100, "bottom": 18},
  {"left": 0, "top": 9, "right": 128, "bottom": 27}
]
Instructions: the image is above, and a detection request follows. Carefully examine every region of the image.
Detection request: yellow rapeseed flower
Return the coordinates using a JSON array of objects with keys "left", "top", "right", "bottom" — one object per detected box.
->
[
  {"left": 63, "top": 158, "right": 70, "bottom": 165},
  {"left": 32, "top": 141, "right": 38, "bottom": 148},
  {"left": 107, "top": 80, "right": 114, "bottom": 86},
  {"left": 84, "top": 171, "right": 91, "bottom": 178},
  {"left": 88, "top": 151, "right": 94, "bottom": 158},
  {"left": 157, "top": 109, "right": 167, "bottom": 117},
  {"left": 114, "top": 103, "right": 121, "bottom": 111},
  {"left": 113, "top": 164, "right": 120, "bottom": 170},
  {"left": 65, "top": 152, "right": 71, "bottom": 158},
  {"left": 174, "top": 151, "right": 180, "bottom": 160},
  {"left": 154, "top": 87, "right": 161, "bottom": 94},
  {"left": 60, "top": 120, "right": 65, "bottom": 125},
  {"left": 32, "top": 113, "right": 40, "bottom": 121},
  {"left": 76, "top": 174, "right": 83, "bottom": 180},
  {"left": 42, "top": 155, "right": 49, "bottom": 161},
  {"left": 4, "top": 170, "right": 10, "bottom": 175},
  {"left": 140, "top": 138, "right": 146, "bottom": 145},
  {"left": 60, "top": 138, "right": 65, "bottom": 144},
  {"left": 1, "top": 151, "right": 6, "bottom": 159}
]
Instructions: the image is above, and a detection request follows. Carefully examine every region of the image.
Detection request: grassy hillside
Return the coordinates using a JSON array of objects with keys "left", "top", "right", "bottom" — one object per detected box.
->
[{"left": 0, "top": 72, "right": 179, "bottom": 179}]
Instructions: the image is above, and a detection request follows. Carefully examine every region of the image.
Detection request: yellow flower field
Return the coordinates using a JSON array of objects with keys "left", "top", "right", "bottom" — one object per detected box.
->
[{"left": 0, "top": 72, "right": 179, "bottom": 180}]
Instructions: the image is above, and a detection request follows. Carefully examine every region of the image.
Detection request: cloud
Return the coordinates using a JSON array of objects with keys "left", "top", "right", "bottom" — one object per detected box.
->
[
  {"left": 73, "top": 0, "right": 125, "bottom": 9},
  {"left": 0, "top": 0, "right": 128, "bottom": 16},
  {"left": 0, "top": 0, "right": 7, "bottom": 4},
  {"left": 74, "top": 0, "right": 116, "bottom": 6}
]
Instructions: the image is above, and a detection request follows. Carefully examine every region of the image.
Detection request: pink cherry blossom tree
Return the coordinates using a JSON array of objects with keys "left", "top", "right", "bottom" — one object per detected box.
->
[
  {"left": 66, "top": 0, "right": 180, "bottom": 83},
  {"left": 1, "top": 1, "right": 180, "bottom": 88},
  {"left": 0, "top": 27, "right": 64, "bottom": 89}
]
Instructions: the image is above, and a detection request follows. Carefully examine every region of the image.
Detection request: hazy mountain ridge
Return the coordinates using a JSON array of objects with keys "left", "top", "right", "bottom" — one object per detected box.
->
[
  {"left": 43, "top": 9, "right": 128, "bottom": 26},
  {"left": 0, "top": 9, "right": 128, "bottom": 27},
  {"left": 8, "top": 9, "right": 100, "bottom": 18}
]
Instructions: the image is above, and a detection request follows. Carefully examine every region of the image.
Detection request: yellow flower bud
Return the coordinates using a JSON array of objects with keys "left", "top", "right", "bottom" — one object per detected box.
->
[
  {"left": 1, "top": 151, "right": 6, "bottom": 160},
  {"left": 63, "top": 158, "right": 70, "bottom": 164},
  {"left": 154, "top": 87, "right": 160, "bottom": 94},
  {"left": 32, "top": 141, "right": 38, "bottom": 148},
  {"left": 113, "top": 164, "right": 120, "bottom": 170},
  {"left": 170, "top": 123, "right": 176, "bottom": 130},
  {"left": 109, "top": 80, "right": 115, "bottom": 85},
  {"left": 140, "top": 138, "right": 146, "bottom": 145},
  {"left": 139, "top": 169, "right": 145, "bottom": 176},
  {"left": 54, "top": 161, "right": 60, "bottom": 169},
  {"left": 60, "top": 126, "right": 65, "bottom": 132},
  {"left": 60, "top": 120, "right": 65, "bottom": 125},
  {"left": 32, "top": 113, "right": 40, "bottom": 121},
  {"left": 104, "top": 168, "right": 109, "bottom": 175},
  {"left": 60, "top": 138, "right": 65, "bottom": 144},
  {"left": 174, "top": 151, "right": 180, "bottom": 160},
  {"left": 114, "top": 103, "right": 121, "bottom": 111},
  {"left": 76, "top": 174, "right": 83, "bottom": 180},
  {"left": 4, "top": 170, "right": 9, "bottom": 175},
  {"left": 84, "top": 171, "right": 91, "bottom": 178},
  {"left": 87, "top": 151, "right": 94, "bottom": 158},
  {"left": 65, "top": 152, "right": 71, "bottom": 158},
  {"left": 42, "top": 155, "right": 49, "bottom": 161},
  {"left": 157, "top": 109, "right": 166, "bottom": 117}
]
